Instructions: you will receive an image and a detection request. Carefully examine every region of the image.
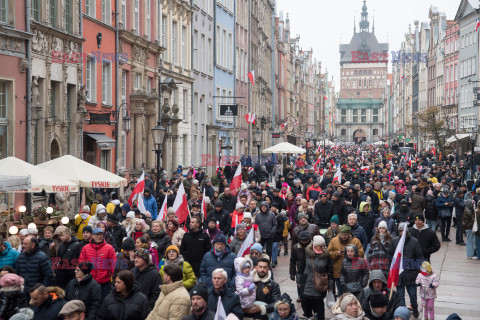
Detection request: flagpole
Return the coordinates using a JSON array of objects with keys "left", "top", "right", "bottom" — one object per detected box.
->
[{"left": 389, "top": 282, "right": 395, "bottom": 300}]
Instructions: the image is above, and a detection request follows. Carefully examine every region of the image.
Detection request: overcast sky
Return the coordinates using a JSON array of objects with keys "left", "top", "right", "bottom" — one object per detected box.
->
[{"left": 275, "top": 0, "right": 462, "bottom": 89}]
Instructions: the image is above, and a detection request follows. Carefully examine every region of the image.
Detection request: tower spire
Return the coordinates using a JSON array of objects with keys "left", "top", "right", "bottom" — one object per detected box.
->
[
  {"left": 372, "top": 13, "right": 375, "bottom": 33},
  {"left": 354, "top": 16, "right": 356, "bottom": 34},
  {"left": 359, "top": 0, "right": 370, "bottom": 32}
]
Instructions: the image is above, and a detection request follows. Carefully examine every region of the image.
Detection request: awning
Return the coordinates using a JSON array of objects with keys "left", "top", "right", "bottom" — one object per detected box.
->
[
  {"left": 446, "top": 133, "right": 472, "bottom": 144},
  {"left": 86, "top": 133, "right": 116, "bottom": 149},
  {"left": 262, "top": 142, "right": 306, "bottom": 154},
  {"left": 0, "top": 174, "right": 31, "bottom": 192}
]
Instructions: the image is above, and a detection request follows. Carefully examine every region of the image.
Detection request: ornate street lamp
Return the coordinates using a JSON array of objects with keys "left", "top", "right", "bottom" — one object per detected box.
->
[
  {"left": 254, "top": 128, "right": 263, "bottom": 165},
  {"left": 152, "top": 123, "right": 166, "bottom": 197}
]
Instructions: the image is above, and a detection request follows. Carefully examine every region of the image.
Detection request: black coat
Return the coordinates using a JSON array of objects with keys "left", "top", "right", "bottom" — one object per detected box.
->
[
  {"left": 16, "top": 247, "right": 55, "bottom": 293},
  {"left": 289, "top": 242, "right": 308, "bottom": 279},
  {"left": 98, "top": 285, "right": 148, "bottom": 320},
  {"left": 207, "top": 209, "right": 231, "bottom": 236},
  {"left": 362, "top": 298, "right": 391, "bottom": 320},
  {"left": 180, "top": 229, "right": 212, "bottom": 276},
  {"left": 314, "top": 200, "right": 334, "bottom": 229},
  {"left": 273, "top": 214, "right": 286, "bottom": 242},
  {"left": 424, "top": 195, "right": 438, "bottom": 221},
  {"left": 331, "top": 198, "right": 349, "bottom": 224},
  {"left": 53, "top": 237, "right": 81, "bottom": 289},
  {"left": 252, "top": 271, "right": 281, "bottom": 318},
  {"left": 340, "top": 256, "right": 369, "bottom": 294},
  {"left": 148, "top": 230, "right": 172, "bottom": 258},
  {"left": 131, "top": 265, "right": 162, "bottom": 314},
  {"left": 64, "top": 274, "right": 102, "bottom": 320},
  {"left": 390, "top": 234, "right": 424, "bottom": 286},
  {"left": 32, "top": 296, "right": 66, "bottom": 320},
  {"left": 219, "top": 194, "right": 237, "bottom": 214},
  {"left": 271, "top": 196, "right": 286, "bottom": 211},
  {"left": 182, "top": 309, "right": 215, "bottom": 320},
  {"left": 207, "top": 286, "right": 243, "bottom": 320},
  {"left": 408, "top": 226, "right": 440, "bottom": 261},
  {"left": 106, "top": 225, "right": 127, "bottom": 252},
  {"left": 0, "top": 289, "right": 28, "bottom": 319},
  {"left": 357, "top": 211, "right": 375, "bottom": 241}
]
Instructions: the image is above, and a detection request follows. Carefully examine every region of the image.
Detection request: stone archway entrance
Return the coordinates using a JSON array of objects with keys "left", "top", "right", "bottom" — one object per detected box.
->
[
  {"left": 353, "top": 129, "right": 367, "bottom": 145},
  {"left": 50, "top": 139, "right": 60, "bottom": 160}
]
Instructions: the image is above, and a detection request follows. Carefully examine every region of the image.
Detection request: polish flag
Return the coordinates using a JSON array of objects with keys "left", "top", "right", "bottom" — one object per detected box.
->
[
  {"left": 476, "top": 19, "right": 480, "bottom": 32},
  {"left": 201, "top": 188, "right": 207, "bottom": 218},
  {"left": 172, "top": 182, "right": 190, "bottom": 225},
  {"left": 333, "top": 165, "right": 342, "bottom": 184},
  {"left": 323, "top": 96, "right": 328, "bottom": 100},
  {"left": 137, "top": 193, "right": 147, "bottom": 214},
  {"left": 388, "top": 222, "right": 408, "bottom": 289},
  {"left": 388, "top": 163, "right": 394, "bottom": 180},
  {"left": 313, "top": 156, "right": 321, "bottom": 172},
  {"left": 430, "top": 147, "right": 436, "bottom": 156},
  {"left": 280, "top": 122, "right": 287, "bottom": 130},
  {"left": 237, "top": 227, "right": 255, "bottom": 257},
  {"left": 229, "top": 165, "right": 242, "bottom": 195},
  {"left": 128, "top": 171, "right": 145, "bottom": 206},
  {"left": 245, "top": 112, "right": 256, "bottom": 124},
  {"left": 158, "top": 195, "right": 168, "bottom": 220},
  {"left": 247, "top": 70, "right": 255, "bottom": 86}
]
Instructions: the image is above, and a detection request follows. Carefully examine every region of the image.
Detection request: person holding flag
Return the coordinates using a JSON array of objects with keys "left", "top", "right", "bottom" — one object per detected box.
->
[{"left": 389, "top": 222, "right": 424, "bottom": 319}]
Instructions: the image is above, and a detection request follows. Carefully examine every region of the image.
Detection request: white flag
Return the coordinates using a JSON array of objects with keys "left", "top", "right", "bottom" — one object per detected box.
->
[
  {"left": 237, "top": 226, "right": 255, "bottom": 257},
  {"left": 137, "top": 192, "right": 147, "bottom": 214},
  {"left": 214, "top": 296, "right": 227, "bottom": 320}
]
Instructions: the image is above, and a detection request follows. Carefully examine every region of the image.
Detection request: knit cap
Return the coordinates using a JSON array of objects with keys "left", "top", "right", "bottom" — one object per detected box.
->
[
  {"left": 330, "top": 215, "right": 339, "bottom": 224},
  {"left": 378, "top": 221, "right": 388, "bottom": 229},
  {"left": 393, "top": 307, "right": 410, "bottom": 320},
  {"left": 339, "top": 225, "right": 351, "bottom": 234},
  {"left": 250, "top": 243, "right": 263, "bottom": 254},
  {"left": 135, "top": 248, "right": 151, "bottom": 263},
  {"left": 165, "top": 245, "right": 180, "bottom": 257},
  {"left": 370, "top": 290, "right": 388, "bottom": 308},
  {"left": 312, "top": 235, "right": 325, "bottom": 247},
  {"left": 190, "top": 284, "right": 209, "bottom": 302},
  {"left": 0, "top": 273, "right": 24, "bottom": 287}
]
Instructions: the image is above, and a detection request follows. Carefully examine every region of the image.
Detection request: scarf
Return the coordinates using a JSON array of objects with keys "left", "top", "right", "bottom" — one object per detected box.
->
[{"left": 166, "top": 226, "right": 177, "bottom": 239}]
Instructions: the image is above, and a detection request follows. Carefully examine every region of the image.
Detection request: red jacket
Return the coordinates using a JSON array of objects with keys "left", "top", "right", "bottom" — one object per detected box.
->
[{"left": 79, "top": 240, "right": 116, "bottom": 284}]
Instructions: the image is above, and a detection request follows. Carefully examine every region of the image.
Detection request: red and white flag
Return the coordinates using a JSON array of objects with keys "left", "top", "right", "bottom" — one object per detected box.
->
[
  {"left": 229, "top": 165, "right": 242, "bottom": 195},
  {"left": 137, "top": 193, "right": 147, "bottom": 214},
  {"left": 430, "top": 147, "right": 436, "bottom": 156},
  {"left": 476, "top": 19, "right": 480, "bottom": 32},
  {"left": 214, "top": 296, "right": 227, "bottom": 320},
  {"left": 237, "top": 227, "right": 255, "bottom": 257},
  {"left": 323, "top": 96, "right": 328, "bottom": 100},
  {"left": 201, "top": 188, "right": 207, "bottom": 218},
  {"left": 158, "top": 195, "right": 168, "bottom": 220},
  {"left": 293, "top": 121, "right": 298, "bottom": 126},
  {"left": 313, "top": 156, "right": 322, "bottom": 172},
  {"left": 387, "top": 222, "right": 408, "bottom": 289},
  {"left": 247, "top": 70, "right": 255, "bottom": 86},
  {"left": 244, "top": 112, "right": 256, "bottom": 124},
  {"left": 172, "top": 182, "right": 190, "bottom": 225},
  {"left": 333, "top": 165, "right": 342, "bottom": 184},
  {"left": 280, "top": 122, "right": 287, "bottom": 130},
  {"left": 388, "top": 163, "right": 394, "bottom": 180},
  {"left": 128, "top": 171, "right": 145, "bottom": 206}
]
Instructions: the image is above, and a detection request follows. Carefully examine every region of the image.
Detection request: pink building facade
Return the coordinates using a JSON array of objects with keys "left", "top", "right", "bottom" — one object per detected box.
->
[{"left": 444, "top": 21, "right": 459, "bottom": 130}]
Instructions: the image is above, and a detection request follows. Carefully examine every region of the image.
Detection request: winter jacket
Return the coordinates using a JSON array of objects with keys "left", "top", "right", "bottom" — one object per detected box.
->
[
  {"left": 358, "top": 270, "right": 401, "bottom": 320},
  {"left": 273, "top": 214, "right": 286, "bottom": 242},
  {"left": 410, "top": 193, "right": 425, "bottom": 214},
  {"left": 16, "top": 247, "right": 55, "bottom": 292},
  {"left": 415, "top": 272, "right": 439, "bottom": 299},
  {"left": 159, "top": 257, "right": 197, "bottom": 290},
  {"left": 373, "top": 217, "right": 396, "bottom": 237},
  {"left": 203, "top": 184, "right": 215, "bottom": 200},
  {"left": 219, "top": 194, "right": 237, "bottom": 214},
  {"left": 99, "top": 285, "right": 148, "bottom": 320},
  {"left": 106, "top": 225, "right": 127, "bottom": 252},
  {"left": 180, "top": 229, "right": 212, "bottom": 276},
  {"left": 199, "top": 246, "right": 237, "bottom": 290},
  {"left": 255, "top": 205, "right": 277, "bottom": 239},
  {"left": 357, "top": 202, "right": 375, "bottom": 240},
  {"left": 314, "top": 200, "right": 334, "bottom": 229},
  {"left": 340, "top": 252, "right": 369, "bottom": 294},
  {"left": 207, "top": 286, "right": 244, "bottom": 320},
  {"left": 234, "top": 257, "right": 256, "bottom": 309},
  {"left": 392, "top": 204, "right": 413, "bottom": 224},
  {"left": 149, "top": 230, "right": 172, "bottom": 258},
  {"left": 435, "top": 194, "right": 453, "bottom": 216},
  {"left": 251, "top": 270, "right": 281, "bottom": 317},
  {"left": 131, "top": 265, "right": 162, "bottom": 312},
  {"left": 230, "top": 234, "right": 246, "bottom": 255},
  {"left": 32, "top": 286, "right": 66, "bottom": 320},
  {"left": 462, "top": 202, "right": 475, "bottom": 230},
  {"left": 207, "top": 208, "right": 231, "bottom": 236},
  {"left": 367, "top": 235, "right": 392, "bottom": 279},
  {"left": 78, "top": 240, "right": 116, "bottom": 284},
  {"left": 391, "top": 233, "right": 424, "bottom": 286},
  {"left": 453, "top": 197, "right": 466, "bottom": 218},
  {"left": 306, "top": 186, "right": 322, "bottom": 201},
  {"left": 143, "top": 194, "right": 158, "bottom": 219},
  {"left": 408, "top": 225, "right": 440, "bottom": 261},
  {"left": 0, "top": 241, "right": 19, "bottom": 269},
  {"left": 350, "top": 223, "right": 368, "bottom": 250},
  {"left": 332, "top": 198, "right": 349, "bottom": 224},
  {"left": 0, "top": 287, "right": 28, "bottom": 320},
  {"left": 301, "top": 244, "right": 332, "bottom": 297},
  {"left": 327, "top": 233, "right": 364, "bottom": 278},
  {"left": 424, "top": 196, "right": 436, "bottom": 222},
  {"left": 271, "top": 195, "right": 286, "bottom": 211},
  {"left": 147, "top": 280, "right": 191, "bottom": 320},
  {"left": 39, "top": 237, "right": 53, "bottom": 257},
  {"left": 361, "top": 298, "right": 391, "bottom": 320},
  {"left": 64, "top": 274, "right": 102, "bottom": 320},
  {"left": 52, "top": 237, "right": 81, "bottom": 288},
  {"left": 289, "top": 242, "right": 309, "bottom": 282},
  {"left": 291, "top": 222, "right": 320, "bottom": 246}
]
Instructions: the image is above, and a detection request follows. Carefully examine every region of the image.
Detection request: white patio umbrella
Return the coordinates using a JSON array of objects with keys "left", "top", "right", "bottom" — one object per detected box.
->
[
  {"left": 0, "top": 174, "right": 31, "bottom": 192},
  {"left": 0, "top": 157, "right": 78, "bottom": 193},
  {"left": 37, "top": 155, "right": 127, "bottom": 188},
  {"left": 372, "top": 141, "right": 384, "bottom": 145},
  {"left": 262, "top": 142, "right": 306, "bottom": 154},
  {"left": 318, "top": 139, "right": 334, "bottom": 146}
]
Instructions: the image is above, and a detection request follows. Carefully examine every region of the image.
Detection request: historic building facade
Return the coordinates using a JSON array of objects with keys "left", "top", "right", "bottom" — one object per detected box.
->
[{"left": 336, "top": 1, "right": 388, "bottom": 143}]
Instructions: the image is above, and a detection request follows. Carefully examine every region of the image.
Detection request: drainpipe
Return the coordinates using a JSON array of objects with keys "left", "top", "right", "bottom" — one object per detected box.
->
[
  {"left": 114, "top": 0, "right": 120, "bottom": 174},
  {"left": 190, "top": 0, "right": 194, "bottom": 165},
  {"left": 26, "top": 0, "right": 31, "bottom": 163},
  {"left": 270, "top": 0, "right": 275, "bottom": 147},
  {"left": 79, "top": 0, "right": 84, "bottom": 159}
]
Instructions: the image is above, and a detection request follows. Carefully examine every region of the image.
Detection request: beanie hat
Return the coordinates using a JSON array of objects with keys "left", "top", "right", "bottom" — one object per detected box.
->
[
  {"left": 414, "top": 214, "right": 425, "bottom": 222},
  {"left": 0, "top": 273, "right": 24, "bottom": 287},
  {"left": 312, "top": 235, "right": 325, "bottom": 247},
  {"left": 393, "top": 307, "right": 410, "bottom": 320},
  {"left": 122, "top": 237, "right": 136, "bottom": 251},
  {"left": 106, "top": 214, "right": 118, "bottom": 223},
  {"left": 297, "top": 212, "right": 307, "bottom": 220},
  {"left": 236, "top": 202, "right": 244, "bottom": 210},
  {"left": 82, "top": 205, "right": 90, "bottom": 213},
  {"left": 339, "top": 225, "right": 351, "bottom": 234},
  {"left": 333, "top": 191, "right": 341, "bottom": 198},
  {"left": 236, "top": 224, "right": 246, "bottom": 232},
  {"left": 378, "top": 221, "right": 388, "bottom": 230},
  {"left": 250, "top": 243, "right": 263, "bottom": 254},
  {"left": 330, "top": 215, "right": 340, "bottom": 224},
  {"left": 241, "top": 183, "right": 247, "bottom": 191},
  {"left": 126, "top": 211, "right": 136, "bottom": 219},
  {"left": 340, "top": 293, "right": 357, "bottom": 312},
  {"left": 213, "top": 234, "right": 226, "bottom": 244},
  {"left": 135, "top": 248, "right": 151, "bottom": 263},
  {"left": 214, "top": 201, "right": 223, "bottom": 208},
  {"left": 96, "top": 204, "right": 106, "bottom": 214},
  {"left": 370, "top": 290, "right": 388, "bottom": 308},
  {"left": 365, "top": 183, "right": 372, "bottom": 188},
  {"left": 82, "top": 226, "right": 93, "bottom": 234},
  {"left": 298, "top": 231, "right": 310, "bottom": 242},
  {"left": 243, "top": 212, "right": 252, "bottom": 220},
  {"left": 165, "top": 245, "right": 180, "bottom": 257},
  {"left": 78, "top": 261, "right": 94, "bottom": 275},
  {"left": 121, "top": 203, "right": 131, "bottom": 212},
  {"left": 190, "top": 284, "right": 209, "bottom": 302}
]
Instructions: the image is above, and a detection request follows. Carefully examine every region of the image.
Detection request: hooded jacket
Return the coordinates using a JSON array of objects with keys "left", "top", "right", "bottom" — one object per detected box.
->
[
  {"left": 408, "top": 224, "right": 440, "bottom": 261},
  {"left": 78, "top": 240, "right": 116, "bottom": 284},
  {"left": 251, "top": 269, "right": 281, "bottom": 317},
  {"left": 131, "top": 265, "right": 162, "bottom": 313},
  {"left": 391, "top": 231, "right": 424, "bottom": 286},
  {"left": 149, "top": 230, "right": 172, "bottom": 258},
  {"left": 349, "top": 223, "right": 368, "bottom": 251},
  {"left": 99, "top": 284, "right": 148, "bottom": 320},
  {"left": 357, "top": 202, "right": 375, "bottom": 240},
  {"left": 0, "top": 285, "right": 28, "bottom": 320},
  {"left": 0, "top": 241, "right": 20, "bottom": 269},
  {"left": 327, "top": 233, "right": 364, "bottom": 279},
  {"left": 358, "top": 270, "right": 401, "bottom": 319},
  {"left": 64, "top": 274, "right": 102, "bottom": 320},
  {"left": 207, "top": 203, "right": 231, "bottom": 236},
  {"left": 340, "top": 246, "right": 369, "bottom": 294},
  {"left": 234, "top": 257, "right": 255, "bottom": 309},
  {"left": 180, "top": 229, "right": 212, "bottom": 276},
  {"left": 291, "top": 222, "right": 320, "bottom": 246},
  {"left": 314, "top": 200, "right": 334, "bottom": 229},
  {"left": 143, "top": 192, "right": 158, "bottom": 219},
  {"left": 199, "top": 246, "right": 236, "bottom": 289},
  {"left": 255, "top": 202, "right": 277, "bottom": 239}
]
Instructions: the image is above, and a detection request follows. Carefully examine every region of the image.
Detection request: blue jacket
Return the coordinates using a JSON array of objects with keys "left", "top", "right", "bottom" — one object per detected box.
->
[
  {"left": 350, "top": 223, "right": 368, "bottom": 250},
  {"left": 453, "top": 197, "right": 466, "bottom": 218},
  {"left": 0, "top": 241, "right": 19, "bottom": 269},
  {"left": 16, "top": 247, "right": 55, "bottom": 292},
  {"left": 435, "top": 195, "right": 452, "bottom": 210},
  {"left": 143, "top": 194, "right": 158, "bottom": 219},
  {"left": 199, "top": 247, "right": 237, "bottom": 290}
]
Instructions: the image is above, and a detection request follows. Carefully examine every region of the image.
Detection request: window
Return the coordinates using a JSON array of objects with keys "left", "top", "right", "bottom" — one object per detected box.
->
[
  {"left": 353, "top": 109, "right": 358, "bottom": 123},
  {"left": 121, "top": 70, "right": 127, "bottom": 102},
  {"left": 368, "top": 70, "right": 372, "bottom": 74},
  {"left": 0, "top": 0, "right": 7, "bottom": 23},
  {"left": 101, "top": 150, "right": 110, "bottom": 171},
  {"left": 147, "top": 77, "right": 152, "bottom": 93},
  {"left": 101, "top": 0, "right": 111, "bottom": 24},
  {"left": 86, "top": 0, "right": 95, "bottom": 17},
  {"left": 228, "top": 32, "right": 233, "bottom": 70},
  {"left": 223, "top": 29, "right": 227, "bottom": 67},
  {"left": 65, "top": 0, "right": 72, "bottom": 33},
  {"left": 373, "top": 109, "right": 378, "bottom": 122},
  {"left": 361, "top": 109, "right": 366, "bottom": 123},
  {"left": 50, "top": 0, "right": 56, "bottom": 28},
  {"left": 161, "top": 15, "right": 167, "bottom": 58},
  {"left": 183, "top": 89, "right": 188, "bottom": 120},
  {"left": 146, "top": 0, "right": 150, "bottom": 38},
  {"left": 172, "top": 21, "right": 177, "bottom": 64},
  {"left": 121, "top": 0, "right": 126, "bottom": 26},
  {"left": 369, "top": 80, "right": 372, "bottom": 87},
  {"left": 359, "top": 70, "right": 362, "bottom": 75},
  {"left": 193, "top": 30, "right": 198, "bottom": 69},
  {"left": 134, "top": 72, "right": 141, "bottom": 90},
  {"left": 86, "top": 57, "right": 96, "bottom": 102},
  {"left": 31, "top": 0, "right": 40, "bottom": 21},
  {"left": 341, "top": 129, "right": 347, "bottom": 136},
  {"left": 134, "top": 0, "right": 139, "bottom": 34},
  {"left": 201, "top": 34, "right": 205, "bottom": 72},
  {"left": 50, "top": 81, "right": 57, "bottom": 118},
  {"left": 358, "top": 80, "right": 361, "bottom": 87},
  {"left": 208, "top": 38, "right": 213, "bottom": 74},
  {"left": 373, "top": 129, "right": 378, "bottom": 136},
  {"left": 473, "top": 58, "right": 476, "bottom": 75},
  {"left": 102, "top": 62, "right": 112, "bottom": 105},
  {"left": 216, "top": 25, "right": 220, "bottom": 65},
  {"left": 341, "top": 109, "right": 346, "bottom": 123},
  {"left": 182, "top": 26, "right": 187, "bottom": 67}
]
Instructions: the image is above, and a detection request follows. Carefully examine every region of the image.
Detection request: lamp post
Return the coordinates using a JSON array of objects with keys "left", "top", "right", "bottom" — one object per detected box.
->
[
  {"left": 151, "top": 123, "right": 166, "bottom": 198},
  {"left": 254, "top": 128, "right": 262, "bottom": 165}
]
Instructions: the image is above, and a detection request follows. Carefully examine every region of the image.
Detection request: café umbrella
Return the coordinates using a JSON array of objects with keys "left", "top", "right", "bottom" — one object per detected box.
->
[
  {"left": 0, "top": 157, "right": 78, "bottom": 193},
  {"left": 37, "top": 154, "right": 127, "bottom": 188}
]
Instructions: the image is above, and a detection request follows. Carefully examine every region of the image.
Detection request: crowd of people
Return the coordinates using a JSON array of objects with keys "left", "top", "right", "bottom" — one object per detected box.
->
[{"left": 0, "top": 145, "right": 473, "bottom": 320}]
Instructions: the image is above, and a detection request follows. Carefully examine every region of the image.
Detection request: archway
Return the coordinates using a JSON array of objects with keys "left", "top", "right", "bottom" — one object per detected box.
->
[
  {"left": 353, "top": 129, "right": 367, "bottom": 145},
  {"left": 50, "top": 139, "right": 60, "bottom": 160}
]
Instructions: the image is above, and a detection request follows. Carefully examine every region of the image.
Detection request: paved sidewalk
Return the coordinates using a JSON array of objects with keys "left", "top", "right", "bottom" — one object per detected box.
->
[{"left": 272, "top": 228, "right": 479, "bottom": 320}]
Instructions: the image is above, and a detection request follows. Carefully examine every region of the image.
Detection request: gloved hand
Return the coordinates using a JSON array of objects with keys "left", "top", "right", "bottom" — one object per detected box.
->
[
  {"left": 416, "top": 283, "right": 422, "bottom": 287},
  {"left": 248, "top": 283, "right": 256, "bottom": 291},
  {"left": 429, "top": 284, "right": 435, "bottom": 288},
  {"left": 290, "top": 274, "right": 295, "bottom": 281}
]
